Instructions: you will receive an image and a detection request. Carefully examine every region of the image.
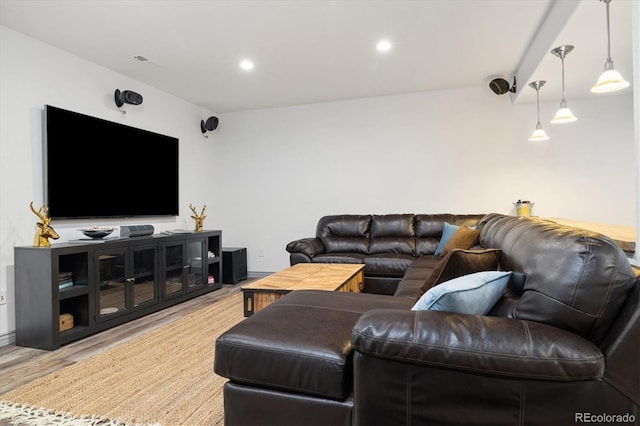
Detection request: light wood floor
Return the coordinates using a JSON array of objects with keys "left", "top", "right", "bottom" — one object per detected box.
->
[{"left": 0, "top": 281, "right": 253, "bottom": 397}]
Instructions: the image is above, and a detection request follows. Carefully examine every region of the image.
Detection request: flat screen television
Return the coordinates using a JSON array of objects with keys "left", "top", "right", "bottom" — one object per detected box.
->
[{"left": 44, "top": 105, "right": 179, "bottom": 219}]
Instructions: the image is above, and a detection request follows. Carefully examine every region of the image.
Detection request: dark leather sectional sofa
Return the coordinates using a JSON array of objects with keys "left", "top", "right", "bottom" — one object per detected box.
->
[
  {"left": 286, "top": 213, "right": 485, "bottom": 294},
  {"left": 215, "top": 213, "right": 639, "bottom": 425}
]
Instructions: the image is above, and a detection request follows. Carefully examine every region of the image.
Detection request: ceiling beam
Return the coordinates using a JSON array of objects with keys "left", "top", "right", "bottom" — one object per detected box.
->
[{"left": 510, "top": 0, "right": 581, "bottom": 104}]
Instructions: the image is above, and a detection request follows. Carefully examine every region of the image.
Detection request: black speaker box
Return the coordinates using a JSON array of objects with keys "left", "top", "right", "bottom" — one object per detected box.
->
[
  {"left": 115, "top": 89, "right": 143, "bottom": 107},
  {"left": 120, "top": 225, "right": 154, "bottom": 237},
  {"left": 222, "top": 247, "right": 247, "bottom": 284}
]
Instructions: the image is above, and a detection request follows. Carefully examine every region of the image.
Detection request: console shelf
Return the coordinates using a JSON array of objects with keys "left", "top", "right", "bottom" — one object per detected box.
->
[{"left": 14, "top": 230, "right": 222, "bottom": 350}]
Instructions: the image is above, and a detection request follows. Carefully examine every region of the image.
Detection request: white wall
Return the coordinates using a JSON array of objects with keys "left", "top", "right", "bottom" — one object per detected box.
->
[
  {"left": 0, "top": 26, "right": 217, "bottom": 343},
  {"left": 0, "top": 24, "right": 636, "bottom": 345},
  {"left": 212, "top": 88, "right": 636, "bottom": 273},
  {"left": 633, "top": 0, "right": 640, "bottom": 266}
]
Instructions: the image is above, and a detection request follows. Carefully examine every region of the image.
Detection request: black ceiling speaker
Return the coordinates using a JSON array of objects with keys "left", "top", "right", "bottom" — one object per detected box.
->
[
  {"left": 114, "top": 89, "right": 143, "bottom": 107},
  {"left": 201, "top": 116, "right": 219, "bottom": 134},
  {"left": 489, "top": 76, "right": 517, "bottom": 95}
]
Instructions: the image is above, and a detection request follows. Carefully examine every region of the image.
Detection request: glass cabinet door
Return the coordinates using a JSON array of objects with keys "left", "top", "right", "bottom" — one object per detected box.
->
[
  {"left": 132, "top": 245, "right": 157, "bottom": 308},
  {"left": 186, "top": 239, "right": 205, "bottom": 292},
  {"left": 97, "top": 245, "right": 158, "bottom": 320},
  {"left": 163, "top": 242, "right": 186, "bottom": 298},
  {"left": 97, "top": 250, "right": 127, "bottom": 318}
]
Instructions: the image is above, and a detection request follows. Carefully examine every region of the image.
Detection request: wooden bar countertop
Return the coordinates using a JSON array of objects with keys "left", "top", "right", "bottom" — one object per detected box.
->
[{"left": 545, "top": 217, "right": 636, "bottom": 255}]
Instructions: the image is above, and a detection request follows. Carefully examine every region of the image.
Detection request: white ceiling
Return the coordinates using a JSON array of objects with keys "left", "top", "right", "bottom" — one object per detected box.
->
[{"left": 0, "top": 0, "right": 633, "bottom": 113}]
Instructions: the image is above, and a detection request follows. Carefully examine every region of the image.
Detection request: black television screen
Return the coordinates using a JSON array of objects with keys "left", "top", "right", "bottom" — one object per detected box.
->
[{"left": 44, "top": 105, "right": 179, "bottom": 219}]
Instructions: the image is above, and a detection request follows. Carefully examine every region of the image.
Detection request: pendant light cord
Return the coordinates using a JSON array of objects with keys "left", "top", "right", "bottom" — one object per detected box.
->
[
  {"left": 605, "top": 0, "right": 612, "bottom": 63},
  {"left": 560, "top": 56, "right": 567, "bottom": 105},
  {"left": 536, "top": 87, "right": 541, "bottom": 125}
]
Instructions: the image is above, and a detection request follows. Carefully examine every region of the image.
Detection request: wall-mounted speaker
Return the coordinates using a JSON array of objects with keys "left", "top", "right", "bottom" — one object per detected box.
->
[
  {"left": 489, "top": 76, "right": 517, "bottom": 95},
  {"left": 201, "top": 116, "right": 219, "bottom": 135},
  {"left": 115, "top": 89, "right": 143, "bottom": 107}
]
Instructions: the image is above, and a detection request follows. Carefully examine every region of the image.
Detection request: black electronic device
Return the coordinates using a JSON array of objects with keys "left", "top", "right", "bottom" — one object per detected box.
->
[
  {"left": 489, "top": 76, "right": 517, "bottom": 95},
  {"left": 44, "top": 105, "right": 179, "bottom": 219},
  {"left": 114, "top": 89, "right": 143, "bottom": 107},
  {"left": 120, "top": 225, "right": 155, "bottom": 237},
  {"left": 222, "top": 247, "right": 247, "bottom": 284},
  {"left": 200, "top": 116, "right": 219, "bottom": 134}
]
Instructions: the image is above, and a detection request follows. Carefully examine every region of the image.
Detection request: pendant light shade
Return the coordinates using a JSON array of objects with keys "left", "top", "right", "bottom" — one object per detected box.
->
[
  {"left": 550, "top": 45, "right": 577, "bottom": 124},
  {"left": 591, "top": 0, "right": 630, "bottom": 93},
  {"left": 529, "top": 124, "right": 550, "bottom": 141},
  {"left": 551, "top": 106, "right": 577, "bottom": 124},
  {"left": 591, "top": 67, "right": 630, "bottom": 93},
  {"left": 529, "top": 81, "right": 549, "bottom": 141}
]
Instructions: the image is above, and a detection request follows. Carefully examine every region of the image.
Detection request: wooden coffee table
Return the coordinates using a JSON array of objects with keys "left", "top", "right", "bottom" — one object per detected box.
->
[{"left": 241, "top": 263, "right": 364, "bottom": 316}]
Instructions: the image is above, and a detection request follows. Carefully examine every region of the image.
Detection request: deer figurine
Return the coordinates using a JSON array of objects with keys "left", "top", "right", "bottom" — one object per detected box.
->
[
  {"left": 30, "top": 202, "right": 60, "bottom": 247},
  {"left": 189, "top": 204, "right": 207, "bottom": 232}
]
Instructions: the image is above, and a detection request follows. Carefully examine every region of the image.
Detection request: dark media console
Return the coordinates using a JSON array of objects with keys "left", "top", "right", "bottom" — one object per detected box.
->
[{"left": 14, "top": 230, "right": 222, "bottom": 350}]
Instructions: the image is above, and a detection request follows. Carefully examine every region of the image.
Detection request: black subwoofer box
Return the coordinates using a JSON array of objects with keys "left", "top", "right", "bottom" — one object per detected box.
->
[{"left": 222, "top": 247, "right": 247, "bottom": 284}]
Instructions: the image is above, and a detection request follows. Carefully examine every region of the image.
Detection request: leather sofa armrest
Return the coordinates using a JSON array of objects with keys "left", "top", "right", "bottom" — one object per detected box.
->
[
  {"left": 286, "top": 237, "right": 325, "bottom": 258},
  {"left": 351, "top": 309, "right": 604, "bottom": 381}
]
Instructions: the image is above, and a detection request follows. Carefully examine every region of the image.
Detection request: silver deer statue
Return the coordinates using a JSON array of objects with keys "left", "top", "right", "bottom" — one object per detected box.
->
[
  {"left": 189, "top": 204, "right": 207, "bottom": 232},
  {"left": 30, "top": 202, "right": 60, "bottom": 247}
]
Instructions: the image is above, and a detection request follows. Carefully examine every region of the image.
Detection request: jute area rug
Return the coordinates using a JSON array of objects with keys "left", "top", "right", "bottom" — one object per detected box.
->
[{"left": 0, "top": 291, "right": 246, "bottom": 426}]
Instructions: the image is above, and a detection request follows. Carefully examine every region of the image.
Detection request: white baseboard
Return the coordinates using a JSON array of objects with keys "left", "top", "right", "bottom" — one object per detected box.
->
[
  {"left": 247, "top": 271, "right": 272, "bottom": 279},
  {"left": 0, "top": 330, "right": 16, "bottom": 347}
]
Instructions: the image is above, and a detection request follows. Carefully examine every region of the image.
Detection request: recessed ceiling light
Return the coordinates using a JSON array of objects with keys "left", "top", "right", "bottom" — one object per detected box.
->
[
  {"left": 239, "top": 59, "right": 255, "bottom": 71},
  {"left": 376, "top": 40, "right": 392, "bottom": 53}
]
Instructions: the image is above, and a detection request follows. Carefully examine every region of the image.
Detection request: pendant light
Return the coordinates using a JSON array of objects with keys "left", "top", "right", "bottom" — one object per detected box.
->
[
  {"left": 550, "top": 45, "right": 577, "bottom": 123},
  {"left": 529, "top": 81, "right": 549, "bottom": 141},
  {"left": 591, "top": 0, "right": 629, "bottom": 93}
]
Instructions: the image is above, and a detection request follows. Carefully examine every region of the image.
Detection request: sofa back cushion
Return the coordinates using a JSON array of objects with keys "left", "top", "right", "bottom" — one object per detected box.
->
[
  {"left": 317, "top": 215, "right": 371, "bottom": 254},
  {"left": 479, "top": 213, "right": 637, "bottom": 345},
  {"left": 417, "top": 248, "right": 502, "bottom": 300},
  {"left": 369, "top": 214, "right": 416, "bottom": 255}
]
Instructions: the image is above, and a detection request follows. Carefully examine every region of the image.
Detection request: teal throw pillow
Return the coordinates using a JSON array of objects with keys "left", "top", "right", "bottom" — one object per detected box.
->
[
  {"left": 411, "top": 271, "right": 512, "bottom": 315},
  {"left": 434, "top": 222, "right": 459, "bottom": 256}
]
